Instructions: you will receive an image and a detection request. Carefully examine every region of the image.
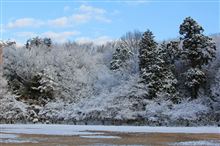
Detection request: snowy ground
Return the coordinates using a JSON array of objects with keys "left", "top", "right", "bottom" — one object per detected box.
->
[
  {"left": 0, "top": 124, "right": 219, "bottom": 145},
  {"left": 0, "top": 124, "right": 219, "bottom": 135},
  {"left": 171, "top": 140, "right": 220, "bottom": 146}
]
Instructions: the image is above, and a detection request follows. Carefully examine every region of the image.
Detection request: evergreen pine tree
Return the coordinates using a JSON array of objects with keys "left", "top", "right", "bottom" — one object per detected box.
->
[
  {"left": 165, "top": 41, "right": 181, "bottom": 64},
  {"left": 180, "top": 17, "right": 216, "bottom": 98},
  {"left": 139, "top": 30, "right": 178, "bottom": 100},
  {"left": 139, "top": 30, "right": 158, "bottom": 72},
  {"left": 110, "top": 41, "right": 133, "bottom": 70},
  {"left": 184, "top": 67, "right": 206, "bottom": 98},
  {"left": 157, "top": 43, "right": 178, "bottom": 100},
  {"left": 139, "top": 30, "right": 158, "bottom": 97}
]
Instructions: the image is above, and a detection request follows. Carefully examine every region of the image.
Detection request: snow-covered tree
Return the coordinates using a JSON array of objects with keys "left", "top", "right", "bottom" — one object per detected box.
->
[
  {"left": 0, "top": 72, "right": 7, "bottom": 98},
  {"left": 138, "top": 30, "right": 158, "bottom": 98},
  {"left": 110, "top": 31, "right": 142, "bottom": 71},
  {"left": 184, "top": 68, "right": 206, "bottom": 98},
  {"left": 180, "top": 17, "right": 216, "bottom": 98},
  {"left": 139, "top": 30, "right": 178, "bottom": 100},
  {"left": 157, "top": 44, "right": 179, "bottom": 101},
  {"left": 26, "top": 37, "right": 52, "bottom": 49},
  {"left": 139, "top": 30, "right": 158, "bottom": 72},
  {"left": 5, "top": 69, "right": 57, "bottom": 105},
  {"left": 211, "top": 67, "right": 220, "bottom": 112},
  {"left": 3, "top": 41, "right": 134, "bottom": 104},
  {"left": 120, "top": 30, "right": 142, "bottom": 54},
  {"left": 110, "top": 41, "right": 133, "bottom": 70},
  {"left": 0, "top": 31, "right": 219, "bottom": 125},
  {"left": 163, "top": 41, "right": 181, "bottom": 64}
]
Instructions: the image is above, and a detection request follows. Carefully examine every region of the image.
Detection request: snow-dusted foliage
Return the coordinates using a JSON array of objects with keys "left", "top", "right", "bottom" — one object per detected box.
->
[
  {"left": 2, "top": 40, "right": 148, "bottom": 123},
  {"left": 211, "top": 68, "right": 220, "bottom": 98},
  {"left": 26, "top": 37, "right": 52, "bottom": 49},
  {"left": 0, "top": 94, "right": 28, "bottom": 123},
  {"left": 39, "top": 74, "right": 148, "bottom": 123},
  {"left": 139, "top": 30, "right": 158, "bottom": 98},
  {"left": 0, "top": 72, "right": 28, "bottom": 123},
  {"left": 0, "top": 21, "right": 219, "bottom": 125},
  {"left": 210, "top": 67, "right": 220, "bottom": 114},
  {"left": 0, "top": 71, "right": 7, "bottom": 97},
  {"left": 139, "top": 30, "right": 158, "bottom": 72},
  {"left": 144, "top": 98, "right": 210, "bottom": 125},
  {"left": 110, "top": 41, "right": 133, "bottom": 70},
  {"left": 3, "top": 39, "right": 141, "bottom": 103},
  {"left": 110, "top": 31, "right": 141, "bottom": 72},
  {"left": 164, "top": 41, "right": 181, "bottom": 64},
  {"left": 157, "top": 43, "right": 179, "bottom": 101},
  {"left": 184, "top": 68, "right": 206, "bottom": 97},
  {"left": 3, "top": 46, "right": 58, "bottom": 104},
  {"left": 139, "top": 30, "right": 178, "bottom": 100},
  {"left": 180, "top": 17, "right": 216, "bottom": 98}
]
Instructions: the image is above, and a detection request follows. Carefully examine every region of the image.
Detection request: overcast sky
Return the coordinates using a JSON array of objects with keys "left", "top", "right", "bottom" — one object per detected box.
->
[{"left": 1, "top": 0, "right": 219, "bottom": 45}]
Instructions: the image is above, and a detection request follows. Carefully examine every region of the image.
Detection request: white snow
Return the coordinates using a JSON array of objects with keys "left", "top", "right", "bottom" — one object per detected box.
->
[
  {"left": 0, "top": 125, "right": 103, "bottom": 136},
  {"left": 0, "top": 133, "right": 17, "bottom": 139},
  {"left": 0, "top": 35, "right": 220, "bottom": 126},
  {"left": 0, "top": 139, "right": 38, "bottom": 143},
  {"left": 0, "top": 124, "right": 219, "bottom": 135},
  {"left": 171, "top": 140, "right": 220, "bottom": 146},
  {"left": 80, "top": 135, "right": 121, "bottom": 139},
  {"left": 0, "top": 133, "right": 38, "bottom": 144}
]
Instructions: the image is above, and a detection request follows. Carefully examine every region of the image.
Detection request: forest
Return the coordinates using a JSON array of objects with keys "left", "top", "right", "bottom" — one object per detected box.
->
[{"left": 0, "top": 17, "right": 219, "bottom": 126}]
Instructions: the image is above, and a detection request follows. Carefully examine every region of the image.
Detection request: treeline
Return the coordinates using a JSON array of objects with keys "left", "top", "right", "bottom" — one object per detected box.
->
[
  {"left": 110, "top": 17, "right": 216, "bottom": 101},
  {"left": 2, "top": 17, "right": 217, "bottom": 106}
]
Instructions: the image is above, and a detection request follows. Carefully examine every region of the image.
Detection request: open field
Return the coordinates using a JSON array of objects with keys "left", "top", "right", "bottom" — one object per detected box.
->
[
  {"left": 0, "top": 125, "right": 219, "bottom": 146},
  {"left": 1, "top": 132, "right": 220, "bottom": 146}
]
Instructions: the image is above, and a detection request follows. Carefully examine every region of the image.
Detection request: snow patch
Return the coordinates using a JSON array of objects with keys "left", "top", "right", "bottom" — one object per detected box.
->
[
  {"left": 171, "top": 140, "right": 220, "bottom": 146},
  {"left": 0, "top": 125, "right": 219, "bottom": 135},
  {"left": 0, "top": 133, "right": 18, "bottom": 139},
  {"left": 80, "top": 135, "right": 121, "bottom": 139},
  {"left": 0, "top": 139, "right": 38, "bottom": 143}
]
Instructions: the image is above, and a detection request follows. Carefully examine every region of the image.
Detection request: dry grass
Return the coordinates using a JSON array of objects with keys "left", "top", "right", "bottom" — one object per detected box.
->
[{"left": 1, "top": 132, "right": 220, "bottom": 146}]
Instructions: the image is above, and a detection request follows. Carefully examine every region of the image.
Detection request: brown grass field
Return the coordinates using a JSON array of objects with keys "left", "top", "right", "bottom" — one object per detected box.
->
[{"left": 1, "top": 131, "right": 220, "bottom": 146}]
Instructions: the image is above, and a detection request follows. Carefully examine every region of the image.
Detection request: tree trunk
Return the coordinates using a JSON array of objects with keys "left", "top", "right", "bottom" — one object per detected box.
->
[{"left": 191, "top": 87, "right": 198, "bottom": 99}]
